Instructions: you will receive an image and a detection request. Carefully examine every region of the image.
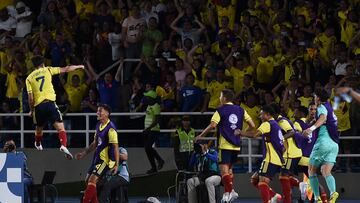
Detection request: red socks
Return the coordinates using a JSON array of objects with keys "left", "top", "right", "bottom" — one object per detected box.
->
[
  {"left": 58, "top": 130, "right": 67, "bottom": 146},
  {"left": 258, "top": 182, "right": 270, "bottom": 203},
  {"left": 279, "top": 176, "right": 291, "bottom": 203},
  {"left": 222, "top": 174, "right": 233, "bottom": 193},
  {"left": 269, "top": 188, "right": 276, "bottom": 197},
  {"left": 321, "top": 192, "right": 328, "bottom": 203},
  {"left": 35, "top": 132, "right": 43, "bottom": 146},
  {"left": 83, "top": 183, "right": 98, "bottom": 203},
  {"left": 289, "top": 176, "right": 299, "bottom": 188}
]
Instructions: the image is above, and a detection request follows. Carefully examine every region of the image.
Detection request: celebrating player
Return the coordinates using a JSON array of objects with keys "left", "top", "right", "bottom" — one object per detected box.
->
[
  {"left": 302, "top": 89, "right": 339, "bottom": 203},
  {"left": 75, "top": 104, "right": 119, "bottom": 203},
  {"left": 196, "top": 89, "right": 255, "bottom": 202},
  {"left": 26, "top": 55, "right": 84, "bottom": 159},
  {"left": 270, "top": 103, "right": 302, "bottom": 203},
  {"left": 235, "top": 105, "right": 284, "bottom": 203}
]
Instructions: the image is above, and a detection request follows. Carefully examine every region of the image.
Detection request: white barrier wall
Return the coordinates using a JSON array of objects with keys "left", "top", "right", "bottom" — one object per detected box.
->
[
  {"left": 20, "top": 148, "right": 360, "bottom": 200},
  {"left": 0, "top": 153, "right": 24, "bottom": 203}
]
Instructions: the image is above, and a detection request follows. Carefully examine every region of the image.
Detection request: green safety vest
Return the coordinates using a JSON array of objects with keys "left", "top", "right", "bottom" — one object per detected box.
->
[{"left": 177, "top": 128, "right": 195, "bottom": 152}]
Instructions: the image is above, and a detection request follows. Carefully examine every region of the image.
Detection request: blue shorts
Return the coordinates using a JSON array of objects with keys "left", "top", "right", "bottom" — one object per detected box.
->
[
  {"left": 33, "top": 101, "right": 62, "bottom": 127},
  {"left": 310, "top": 142, "right": 339, "bottom": 167},
  {"left": 218, "top": 149, "right": 239, "bottom": 165},
  {"left": 258, "top": 161, "right": 281, "bottom": 178},
  {"left": 281, "top": 157, "right": 301, "bottom": 175}
]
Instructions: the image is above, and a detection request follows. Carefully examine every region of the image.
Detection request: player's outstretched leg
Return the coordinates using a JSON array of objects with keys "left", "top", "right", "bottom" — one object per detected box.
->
[
  {"left": 54, "top": 121, "right": 73, "bottom": 159},
  {"left": 34, "top": 127, "right": 43, "bottom": 150}
]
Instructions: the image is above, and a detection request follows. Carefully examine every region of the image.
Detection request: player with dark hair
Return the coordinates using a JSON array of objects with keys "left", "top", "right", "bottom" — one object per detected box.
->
[
  {"left": 235, "top": 105, "right": 284, "bottom": 203},
  {"left": 269, "top": 103, "right": 303, "bottom": 203},
  {"left": 196, "top": 89, "right": 255, "bottom": 202},
  {"left": 26, "top": 55, "right": 84, "bottom": 159},
  {"left": 75, "top": 104, "right": 120, "bottom": 203},
  {"left": 303, "top": 88, "right": 339, "bottom": 203}
]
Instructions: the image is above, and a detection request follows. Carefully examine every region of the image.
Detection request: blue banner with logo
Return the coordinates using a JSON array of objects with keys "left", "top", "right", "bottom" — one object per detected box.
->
[{"left": 0, "top": 153, "right": 24, "bottom": 203}]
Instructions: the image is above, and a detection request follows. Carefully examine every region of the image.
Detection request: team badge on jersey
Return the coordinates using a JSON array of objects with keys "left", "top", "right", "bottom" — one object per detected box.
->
[{"left": 229, "top": 114, "right": 238, "bottom": 130}]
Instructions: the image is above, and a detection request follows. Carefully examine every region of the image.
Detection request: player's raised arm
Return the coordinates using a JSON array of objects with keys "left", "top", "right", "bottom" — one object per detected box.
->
[{"left": 60, "top": 65, "right": 85, "bottom": 73}]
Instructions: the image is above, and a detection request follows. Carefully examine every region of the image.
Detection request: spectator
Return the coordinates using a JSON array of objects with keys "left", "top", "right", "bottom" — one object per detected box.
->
[
  {"left": 81, "top": 88, "right": 98, "bottom": 113},
  {"left": 94, "top": 1, "right": 114, "bottom": 28},
  {"left": 177, "top": 73, "right": 203, "bottom": 112},
  {"left": 141, "top": 17, "right": 162, "bottom": 58},
  {"left": 87, "top": 59, "right": 120, "bottom": 111},
  {"left": 48, "top": 32, "right": 72, "bottom": 67},
  {"left": 254, "top": 43, "right": 278, "bottom": 89},
  {"left": 74, "top": 0, "right": 94, "bottom": 20},
  {"left": 37, "top": 0, "right": 59, "bottom": 29},
  {"left": 156, "top": 39, "right": 176, "bottom": 59},
  {"left": 202, "top": 68, "right": 230, "bottom": 111},
  {"left": 59, "top": 66, "right": 92, "bottom": 112},
  {"left": 174, "top": 57, "right": 190, "bottom": 88},
  {"left": 187, "top": 143, "right": 221, "bottom": 203},
  {"left": 108, "top": 23, "right": 122, "bottom": 62},
  {"left": 98, "top": 147, "right": 130, "bottom": 203},
  {"left": 0, "top": 7, "right": 16, "bottom": 35},
  {"left": 3, "top": 139, "right": 33, "bottom": 203},
  {"left": 122, "top": 5, "right": 146, "bottom": 82},
  {"left": 13, "top": 2, "right": 33, "bottom": 38},
  {"left": 140, "top": 1, "right": 158, "bottom": 24},
  {"left": 93, "top": 21, "right": 113, "bottom": 69},
  {"left": 156, "top": 72, "right": 176, "bottom": 111},
  {"left": 170, "top": 12, "right": 205, "bottom": 46},
  {"left": 134, "top": 56, "right": 160, "bottom": 85}
]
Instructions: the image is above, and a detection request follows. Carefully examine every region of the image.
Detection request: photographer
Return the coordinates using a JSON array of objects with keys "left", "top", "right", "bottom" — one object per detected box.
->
[
  {"left": 98, "top": 147, "right": 129, "bottom": 203},
  {"left": 3, "top": 140, "right": 33, "bottom": 203},
  {"left": 187, "top": 143, "right": 221, "bottom": 203}
]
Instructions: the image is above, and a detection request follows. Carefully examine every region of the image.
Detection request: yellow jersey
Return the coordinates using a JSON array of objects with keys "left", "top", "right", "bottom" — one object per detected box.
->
[
  {"left": 75, "top": 0, "right": 95, "bottom": 20},
  {"left": 225, "top": 66, "right": 254, "bottom": 94},
  {"left": 258, "top": 119, "right": 283, "bottom": 166},
  {"left": 26, "top": 67, "right": 60, "bottom": 107},
  {"left": 298, "top": 96, "right": 313, "bottom": 109},
  {"left": 5, "top": 71, "right": 20, "bottom": 99},
  {"left": 64, "top": 83, "right": 88, "bottom": 112},
  {"left": 277, "top": 116, "right": 302, "bottom": 158},
  {"left": 240, "top": 103, "right": 261, "bottom": 129},
  {"left": 206, "top": 80, "right": 230, "bottom": 109},
  {"left": 256, "top": 55, "right": 278, "bottom": 84}
]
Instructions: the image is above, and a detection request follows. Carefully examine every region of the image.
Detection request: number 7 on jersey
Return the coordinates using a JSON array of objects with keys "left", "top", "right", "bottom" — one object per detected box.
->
[{"left": 36, "top": 76, "right": 45, "bottom": 91}]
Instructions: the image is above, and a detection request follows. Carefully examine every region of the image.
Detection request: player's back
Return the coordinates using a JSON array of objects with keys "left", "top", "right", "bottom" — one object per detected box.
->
[{"left": 26, "top": 67, "right": 60, "bottom": 106}]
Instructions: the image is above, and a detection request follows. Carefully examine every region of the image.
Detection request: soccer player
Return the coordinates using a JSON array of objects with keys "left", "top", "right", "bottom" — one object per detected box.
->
[
  {"left": 270, "top": 103, "right": 302, "bottom": 203},
  {"left": 196, "top": 89, "right": 255, "bottom": 202},
  {"left": 303, "top": 88, "right": 339, "bottom": 203},
  {"left": 294, "top": 105, "right": 328, "bottom": 202},
  {"left": 26, "top": 55, "right": 84, "bottom": 159},
  {"left": 235, "top": 105, "right": 284, "bottom": 203},
  {"left": 75, "top": 104, "right": 120, "bottom": 203}
]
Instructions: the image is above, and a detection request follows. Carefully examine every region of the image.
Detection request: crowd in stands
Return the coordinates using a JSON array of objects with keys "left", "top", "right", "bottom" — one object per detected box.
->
[{"left": 0, "top": 0, "right": 360, "bottom": 170}]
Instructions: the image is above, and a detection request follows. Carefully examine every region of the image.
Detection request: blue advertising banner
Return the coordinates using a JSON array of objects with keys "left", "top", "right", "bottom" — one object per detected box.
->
[{"left": 0, "top": 153, "right": 24, "bottom": 203}]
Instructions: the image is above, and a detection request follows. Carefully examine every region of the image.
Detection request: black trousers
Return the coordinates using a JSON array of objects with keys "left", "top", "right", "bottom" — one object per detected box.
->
[
  {"left": 143, "top": 131, "right": 164, "bottom": 169},
  {"left": 98, "top": 176, "right": 129, "bottom": 203}
]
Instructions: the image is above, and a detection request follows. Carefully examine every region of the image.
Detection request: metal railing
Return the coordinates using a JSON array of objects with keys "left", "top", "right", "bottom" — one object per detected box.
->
[{"left": 1, "top": 112, "right": 360, "bottom": 173}]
